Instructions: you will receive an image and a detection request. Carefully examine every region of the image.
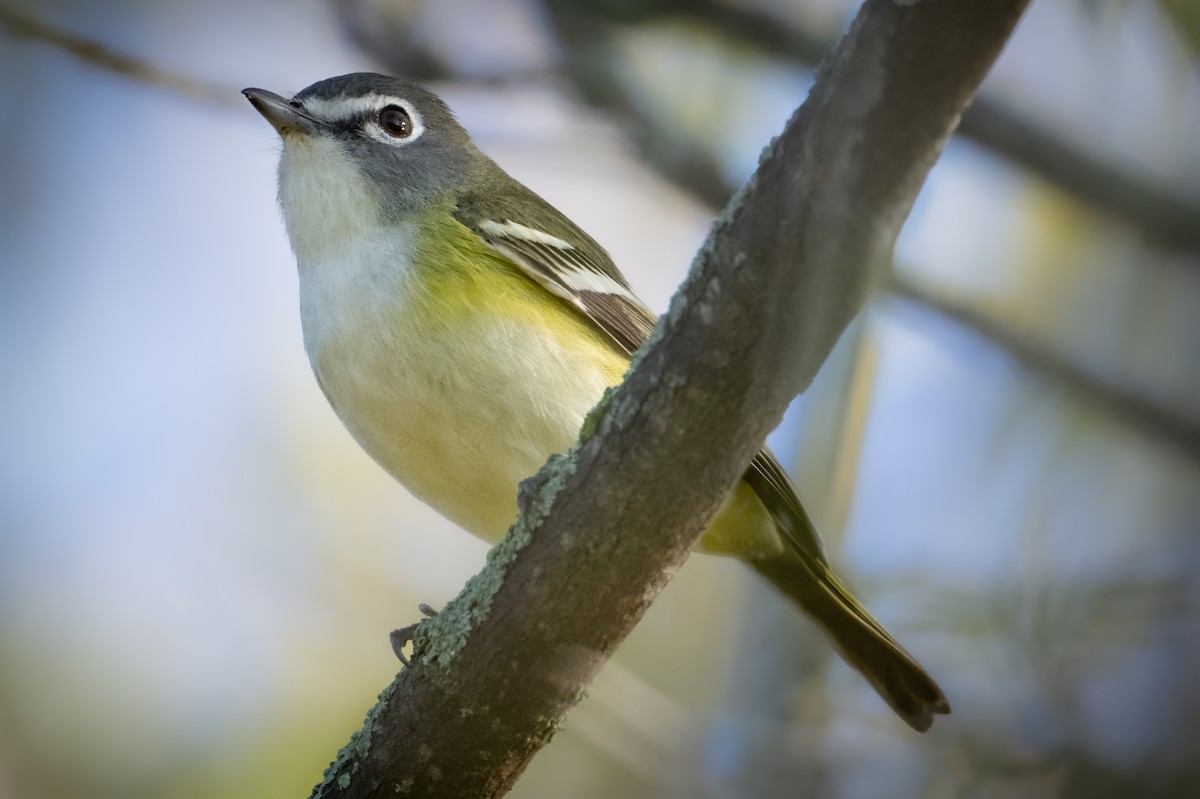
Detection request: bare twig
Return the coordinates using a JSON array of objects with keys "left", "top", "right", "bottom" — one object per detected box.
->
[
  {"left": 0, "top": 6, "right": 239, "bottom": 108},
  {"left": 888, "top": 274, "right": 1200, "bottom": 461},
  {"left": 310, "top": 1, "right": 1028, "bottom": 796},
  {"left": 957, "top": 99, "right": 1200, "bottom": 252}
]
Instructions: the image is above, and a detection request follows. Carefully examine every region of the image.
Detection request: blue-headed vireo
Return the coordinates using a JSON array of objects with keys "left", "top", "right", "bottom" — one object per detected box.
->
[{"left": 244, "top": 73, "right": 949, "bottom": 731}]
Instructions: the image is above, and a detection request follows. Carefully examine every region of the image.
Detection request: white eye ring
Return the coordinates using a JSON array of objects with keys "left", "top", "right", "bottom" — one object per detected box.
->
[{"left": 363, "top": 98, "right": 425, "bottom": 146}]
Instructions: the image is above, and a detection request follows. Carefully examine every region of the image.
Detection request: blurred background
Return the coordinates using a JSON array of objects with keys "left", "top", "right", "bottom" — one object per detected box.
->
[{"left": 0, "top": 0, "right": 1198, "bottom": 796}]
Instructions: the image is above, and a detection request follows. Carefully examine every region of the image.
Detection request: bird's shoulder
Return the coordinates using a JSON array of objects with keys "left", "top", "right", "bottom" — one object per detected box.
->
[{"left": 451, "top": 167, "right": 657, "bottom": 355}]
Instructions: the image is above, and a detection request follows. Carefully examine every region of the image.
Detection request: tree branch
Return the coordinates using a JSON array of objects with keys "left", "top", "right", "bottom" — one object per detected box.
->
[
  {"left": 0, "top": 6, "right": 238, "bottom": 108},
  {"left": 311, "top": 1, "right": 1028, "bottom": 796}
]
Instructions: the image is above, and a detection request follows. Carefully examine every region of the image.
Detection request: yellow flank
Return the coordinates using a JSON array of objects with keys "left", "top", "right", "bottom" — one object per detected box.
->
[
  {"left": 302, "top": 201, "right": 783, "bottom": 559},
  {"left": 702, "top": 480, "right": 785, "bottom": 559}
]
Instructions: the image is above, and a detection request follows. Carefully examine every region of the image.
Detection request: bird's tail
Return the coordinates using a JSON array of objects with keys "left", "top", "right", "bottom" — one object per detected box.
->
[{"left": 749, "top": 548, "right": 951, "bottom": 732}]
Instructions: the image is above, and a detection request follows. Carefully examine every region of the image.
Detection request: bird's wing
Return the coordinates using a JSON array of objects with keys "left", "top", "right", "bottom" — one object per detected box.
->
[
  {"left": 453, "top": 186, "right": 655, "bottom": 355},
  {"left": 452, "top": 180, "right": 828, "bottom": 564}
]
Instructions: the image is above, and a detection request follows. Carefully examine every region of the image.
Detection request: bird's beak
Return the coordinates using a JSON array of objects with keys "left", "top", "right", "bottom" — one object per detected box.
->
[{"left": 242, "top": 88, "right": 327, "bottom": 137}]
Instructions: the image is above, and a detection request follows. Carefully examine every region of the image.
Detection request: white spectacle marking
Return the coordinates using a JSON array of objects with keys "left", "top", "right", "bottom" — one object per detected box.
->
[
  {"left": 479, "top": 219, "right": 575, "bottom": 250},
  {"left": 301, "top": 93, "right": 426, "bottom": 145},
  {"left": 303, "top": 93, "right": 410, "bottom": 121}
]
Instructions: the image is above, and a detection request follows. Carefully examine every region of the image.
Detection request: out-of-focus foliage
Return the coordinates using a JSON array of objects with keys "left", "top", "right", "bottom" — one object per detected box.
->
[
  {"left": 1159, "top": 0, "right": 1200, "bottom": 55},
  {"left": 0, "top": 0, "right": 1197, "bottom": 798}
]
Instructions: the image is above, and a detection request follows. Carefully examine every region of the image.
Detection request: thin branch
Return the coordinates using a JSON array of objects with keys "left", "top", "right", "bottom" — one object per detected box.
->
[
  {"left": 957, "top": 98, "right": 1200, "bottom": 253},
  {"left": 888, "top": 274, "right": 1200, "bottom": 462},
  {"left": 311, "top": 1, "right": 1028, "bottom": 796},
  {"left": 545, "top": 0, "right": 1200, "bottom": 253},
  {"left": 0, "top": 6, "right": 239, "bottom": 109}
]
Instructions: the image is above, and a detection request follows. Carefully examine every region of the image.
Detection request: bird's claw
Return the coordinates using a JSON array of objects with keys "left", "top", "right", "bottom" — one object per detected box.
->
[{"left": 389, "top": 603, "right": 440, "bottom": 666}]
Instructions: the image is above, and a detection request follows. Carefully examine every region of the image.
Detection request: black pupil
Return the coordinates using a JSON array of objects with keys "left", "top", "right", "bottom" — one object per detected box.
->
[{"left": 379, "top": 106, "right": 411, "bottom": 137}]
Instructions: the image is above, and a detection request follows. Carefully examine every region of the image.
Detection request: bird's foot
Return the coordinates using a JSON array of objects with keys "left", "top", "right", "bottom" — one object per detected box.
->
[{"left": 389, "top": 603, "right": 440, "bottom": 666}]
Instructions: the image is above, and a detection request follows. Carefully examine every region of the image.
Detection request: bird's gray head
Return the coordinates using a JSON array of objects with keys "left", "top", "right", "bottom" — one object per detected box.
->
[{"left": 244, "top": 73, "right": 482, "bottom": 258}]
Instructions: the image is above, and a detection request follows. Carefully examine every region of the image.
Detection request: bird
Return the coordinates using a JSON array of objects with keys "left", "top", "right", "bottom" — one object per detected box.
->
[{"left": 243, "top": 72, "right": 950, "bottom": 731}]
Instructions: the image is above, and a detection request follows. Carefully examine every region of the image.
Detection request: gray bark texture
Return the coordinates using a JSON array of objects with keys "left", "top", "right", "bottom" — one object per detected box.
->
[{"left": 311, "top": 1, "right": 1031, "bottom": 796}]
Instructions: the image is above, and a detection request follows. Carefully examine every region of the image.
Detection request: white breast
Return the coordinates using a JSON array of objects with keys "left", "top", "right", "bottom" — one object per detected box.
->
[
  {"left": 294, "top": 226, "right": 612, "bottom": 542},
  {"left": 277, "top": 135, "right": 616, "bottom": 540}
]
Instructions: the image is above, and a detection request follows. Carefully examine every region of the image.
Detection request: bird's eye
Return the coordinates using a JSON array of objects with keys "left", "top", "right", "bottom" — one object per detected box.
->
[{"left": 378, "top": 105, "right": 413, "bottom": 138}]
